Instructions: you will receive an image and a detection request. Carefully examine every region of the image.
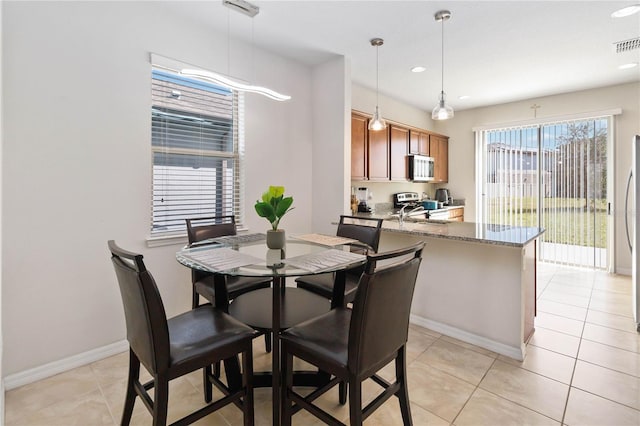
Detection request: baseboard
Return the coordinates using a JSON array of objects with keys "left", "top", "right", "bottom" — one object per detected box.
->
[
  {"left": 616, "top": 267, "right": 632, "bottom": 276},
  {"left": 3, "top": 340, "right": 129, "bottom": 390},
  {"left": 410, "top": 314, "right": 525, "bottom": 361}
]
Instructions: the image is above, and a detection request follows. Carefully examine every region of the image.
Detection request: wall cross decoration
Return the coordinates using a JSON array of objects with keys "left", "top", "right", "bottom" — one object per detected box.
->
[{"left": 530, "top": 103, "right": 541, "bottom": 118}]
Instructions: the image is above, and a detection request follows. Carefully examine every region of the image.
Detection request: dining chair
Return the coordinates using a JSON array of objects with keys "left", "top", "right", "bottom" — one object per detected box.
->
[
  {"left": 281, "top": 242, "right": 425, "bottom": 426},
  {"left": 108, "top": 240, "right": 257, "bottom": 426},
  {"left": 185, "top": 215, "right": 272, "bottom": 382},
  {"left": 185, "top": 215, "right": 271, "bottom": 309},
  {"left": 295, "top": 215, "right": 383, "bottom": 305}
]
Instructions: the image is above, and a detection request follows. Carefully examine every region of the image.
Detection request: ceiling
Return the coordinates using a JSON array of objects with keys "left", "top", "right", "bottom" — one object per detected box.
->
[{"left": 162, "top": 1, "right": 640, "bottom": 112}]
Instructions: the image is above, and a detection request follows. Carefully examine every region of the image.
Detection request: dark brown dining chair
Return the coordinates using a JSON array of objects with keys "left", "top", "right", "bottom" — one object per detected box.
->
[
  {"left": 281, "top": 242, "right": 425, "bottom": 426},
  {"left": 185, "top": 215, "right": 271, "bottom": 309},
  {"left": 108, "top": 240, "right": 257, "bottom": 426},
  {"left": 185, "top": 215, "right": 272, "bottom": 373},
  {"left": 295, "top": 215, "right": 383, "bottom": 305}
]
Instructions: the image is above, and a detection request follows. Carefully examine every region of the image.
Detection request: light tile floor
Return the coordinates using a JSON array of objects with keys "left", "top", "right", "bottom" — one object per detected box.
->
[{"left": 5, "top": 263, "right": 640, "bottom": 425}]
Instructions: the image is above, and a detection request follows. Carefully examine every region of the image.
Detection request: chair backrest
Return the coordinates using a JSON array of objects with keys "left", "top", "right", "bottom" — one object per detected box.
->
[
  {"left": 186, "top": 215, "right": 237, "bottom": 245},
  {"left": 337, "top": 215, "right": 383, "bottom": 253},
  {"left": 185, "top": 216, "right": 237, "bottom": 283},
  {"left": 108, "top": 240, "right": 170, "bottom": 374},
  {"left": 348, "top": 242, "right": 424, "bottom": 377}
]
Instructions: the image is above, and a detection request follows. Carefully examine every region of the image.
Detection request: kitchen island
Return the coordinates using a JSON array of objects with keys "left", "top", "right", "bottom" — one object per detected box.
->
[{"left": 359, "top": 216, "right": 544, "bottom": 360}]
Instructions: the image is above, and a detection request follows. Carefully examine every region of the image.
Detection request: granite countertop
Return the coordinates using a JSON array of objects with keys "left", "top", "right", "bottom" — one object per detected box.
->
[{"left": 352, "top": 212, "right": 544, "bottom": 247}]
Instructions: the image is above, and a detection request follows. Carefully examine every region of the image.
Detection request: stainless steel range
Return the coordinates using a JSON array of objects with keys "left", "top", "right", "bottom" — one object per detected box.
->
[{"left": 393, "top": 192, "right": 421, "bottom": 208}]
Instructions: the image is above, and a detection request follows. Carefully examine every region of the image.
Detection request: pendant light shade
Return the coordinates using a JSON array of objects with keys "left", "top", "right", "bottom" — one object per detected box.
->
[
  {"left": 433, "top": 91, "right": 454, "bottom": 120},
  {"left": 432, "top": 10, "right": 454, "bottom": 120},
  {"left": 369, "top": 106, "right": 386, "bottom": 131},
  {"left": 368, "top": 38, "right": 387, "bottom": 131}
]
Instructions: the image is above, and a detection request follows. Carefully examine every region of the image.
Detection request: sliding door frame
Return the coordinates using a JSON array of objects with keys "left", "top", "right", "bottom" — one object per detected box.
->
[{"left": 474, "top": 109, "right": 620, "bottom": 270}]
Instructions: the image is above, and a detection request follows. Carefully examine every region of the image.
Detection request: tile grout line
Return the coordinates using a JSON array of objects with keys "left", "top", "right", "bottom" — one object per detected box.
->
[{"left": 559, "top": 270, "right": 596, "bottom": 425}]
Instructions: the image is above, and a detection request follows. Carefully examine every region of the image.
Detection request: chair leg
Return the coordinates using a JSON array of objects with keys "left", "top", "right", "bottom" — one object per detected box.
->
[
  {"left": 152, "top": 374, "right": 169, "bottom": 426},
  {"left": 395, "top": 347, "right": 413, "bottom": 426},
  {"left": 281, "top": 346, "right": 294, "bottom": 426},
  {"left": 213, "top": 361, "right": 221, "bottom": 378},
  {"left": 192, "top": 288, "right": 200, "bottom": 309},
  {"left": 339, "top": 381, "right": 347, "bottom": 405},
  {"left": 242, "top": 345, "right": 255, "bottom": 426},
  {"left": 203, "top": 364, "right": 213, "bottom": 403},
  {"left": 224, "top": 355, "right": 243, "bottom": 392},
  {"left": 264, "top": 332, "right": 272, "bottom": 353},
  {"left": 348, "top": 378, "right": 363, "bottom": 426},
  {"left": 121, "top": 349, "right": 139, "bottom": 426}
]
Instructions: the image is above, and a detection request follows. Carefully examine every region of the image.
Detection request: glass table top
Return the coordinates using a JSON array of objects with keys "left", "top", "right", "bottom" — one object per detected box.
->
[{"left": 175, "top": 233, "right": 367, "bottom": 278}]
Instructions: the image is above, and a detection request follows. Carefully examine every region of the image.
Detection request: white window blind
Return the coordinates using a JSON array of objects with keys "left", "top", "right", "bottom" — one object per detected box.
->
[
  {"left": 476, "top": 115, "right": 611, "bottom": 269},
  {"left": 151, "top": 68, "right": 244, "bottom": 235}
]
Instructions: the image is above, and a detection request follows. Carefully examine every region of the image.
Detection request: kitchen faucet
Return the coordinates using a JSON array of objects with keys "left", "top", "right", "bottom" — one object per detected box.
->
[{"left": 398, "top": 204, "right": 425, "bottom": 225}]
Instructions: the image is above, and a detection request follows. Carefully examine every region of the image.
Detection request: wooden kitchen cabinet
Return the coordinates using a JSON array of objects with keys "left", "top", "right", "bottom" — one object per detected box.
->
[
  {"left": 409, "top": 130, "right": 430, "bottom": 156},
  {"left": 351, "top": 110, "right": 449, "bottom": 183},
  {"left": 448, "top": 207, "right": 464, "bottom": 222},
  {"left": 368, "top": 126, "right": 390, "bottom": 180},
  {"left": 390, "top": 125, "right": 409, "bottom": 181},
  {"left": 351, "top": 113, "right": 368, "bottom": 180},
  {"left": 430, "top": 134, "right": 449, "bottom": 183}
]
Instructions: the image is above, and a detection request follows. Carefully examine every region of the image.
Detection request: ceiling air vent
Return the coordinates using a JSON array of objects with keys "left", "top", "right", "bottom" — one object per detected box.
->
[
  {"left": 614, "top": 37, "right": 640, "bottom": 53},
  {"left": 223, "top": 0, "right": 259, "bottom": 17}
]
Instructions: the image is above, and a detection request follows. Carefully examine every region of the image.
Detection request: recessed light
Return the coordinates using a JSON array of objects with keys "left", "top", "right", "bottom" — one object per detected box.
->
[
  {"left": 458, "top": 95, "right": 471, "bottom": 100},
  {"left": 611, "top": 4, "right": 640, "bottom": 18},
  {"left": 619, "top": 62, "right": 639, "bottom": 69},
  {"left": 411, "top": 66, "right": 426, "bottom": 73}
]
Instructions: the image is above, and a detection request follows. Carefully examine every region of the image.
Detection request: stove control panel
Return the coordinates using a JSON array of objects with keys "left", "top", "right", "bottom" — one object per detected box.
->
[{"left": 393, "top": 192, "right": 421, "bottom": 207}]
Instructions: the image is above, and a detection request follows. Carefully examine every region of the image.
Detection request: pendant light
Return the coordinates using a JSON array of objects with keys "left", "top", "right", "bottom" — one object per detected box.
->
[
  {"left": 181, "top": 0, "right": 290, "bottom": 102},
  {"left": 368, "top": 38, "right": 387, "bottom": 131},
  {"left": 432, "top": 10, "right": 454, "bottom": 120},
  {"left": 181, "top": 69, "right": 291, "bottom": 101}
]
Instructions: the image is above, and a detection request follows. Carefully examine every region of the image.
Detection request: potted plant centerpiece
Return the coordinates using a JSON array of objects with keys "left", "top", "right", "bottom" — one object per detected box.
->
[{"left": 255, "top": 186, "right": 294, "bottom": 249}]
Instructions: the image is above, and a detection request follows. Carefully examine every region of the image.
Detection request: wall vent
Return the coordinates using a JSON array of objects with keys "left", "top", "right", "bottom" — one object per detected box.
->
[{"left": 615, "top": 37, "right": 640, "bottom": 53}]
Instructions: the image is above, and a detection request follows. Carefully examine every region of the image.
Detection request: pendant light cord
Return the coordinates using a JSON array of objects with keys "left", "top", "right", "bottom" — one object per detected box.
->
[
  {"left": 376, "top": 43, "right": 380, "bottom": 107},
  {"left": 441, "top": 17, "right": 444, "bottom": 94},
  {"left": 227, "top": 10, "right": 231, "bottom": 76}
]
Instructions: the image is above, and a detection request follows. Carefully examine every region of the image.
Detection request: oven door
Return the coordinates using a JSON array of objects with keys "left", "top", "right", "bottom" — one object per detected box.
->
[{"left": 408, "top": 155, "right": 435, "bottom": 182}]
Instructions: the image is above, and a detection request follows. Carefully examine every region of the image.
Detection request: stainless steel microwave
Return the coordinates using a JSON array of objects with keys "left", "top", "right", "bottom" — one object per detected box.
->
[{"left": 408, "top": 155, "right": 435, "bottom": 181}]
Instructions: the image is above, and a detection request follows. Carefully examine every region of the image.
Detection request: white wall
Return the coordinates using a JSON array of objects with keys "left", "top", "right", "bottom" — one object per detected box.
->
[
  {"left": 433, "top": 82, "right": 640, "bottom": 273},
  {"left": 311, "top": 56, "right": 351, "bottom": 235},
  {"left": 0, "top": 0, "right": 5, "bottom": 415},
  {"left": 352, "top": 83, "right": 432, "bottom": 130},
  {"left": 2, "top": 2, "right": 316, "bottom": 377}
]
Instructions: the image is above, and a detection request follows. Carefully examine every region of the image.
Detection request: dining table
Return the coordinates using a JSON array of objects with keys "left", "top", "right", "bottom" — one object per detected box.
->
[{"left": 175, "top": 232, "right": 367, "bottom": 425}]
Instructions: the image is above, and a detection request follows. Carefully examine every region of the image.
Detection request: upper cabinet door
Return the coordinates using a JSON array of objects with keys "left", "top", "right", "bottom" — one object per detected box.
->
[
  {"left": 390, "top": 125, "right": 409, "bottom": 181},
  {"left": 351, "top": 114, "right": 368, "bottom": 180},
  {"left": 368, "top": 127, "right": 390, "bottom": 181},
  {"left": 409, "top": 130, "right": 429, "bottom": 156},
  {"left": 430, "top": 134, "right": 449, "bottom": 183}
]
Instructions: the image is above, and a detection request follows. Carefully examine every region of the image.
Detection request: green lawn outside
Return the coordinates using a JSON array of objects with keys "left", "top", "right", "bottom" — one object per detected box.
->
[{"left": 487, "top": 197, "right": 607, "bottom": 248}]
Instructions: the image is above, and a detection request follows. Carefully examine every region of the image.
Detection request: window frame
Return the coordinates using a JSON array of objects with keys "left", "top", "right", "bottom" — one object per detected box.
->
[{"left": 147, "top": 65, "right": 245, "bottom": 245}]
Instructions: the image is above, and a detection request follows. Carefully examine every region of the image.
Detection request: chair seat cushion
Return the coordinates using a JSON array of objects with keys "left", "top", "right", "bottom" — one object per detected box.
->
[
  {"left": 295, "top": 272, "right": 360, "bottom": 302},
  {"left": 195, "top": 276, "right": 271, "bottom": 303},
  {"left": 280, "top": 308, "right": 350, "bottom": 376},
  {"left": 168, "top": 306, "right": 257, "bottom": 370}
]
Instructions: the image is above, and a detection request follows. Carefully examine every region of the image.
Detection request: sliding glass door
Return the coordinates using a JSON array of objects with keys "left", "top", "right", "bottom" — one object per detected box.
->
[{"left": 477, "top": 117, "right": 609, "bottom": 269}]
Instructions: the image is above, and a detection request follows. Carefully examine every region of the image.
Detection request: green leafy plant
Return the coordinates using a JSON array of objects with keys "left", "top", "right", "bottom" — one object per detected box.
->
[{"left": 254, "top": 186, "right": 294, "bottom": 231}]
